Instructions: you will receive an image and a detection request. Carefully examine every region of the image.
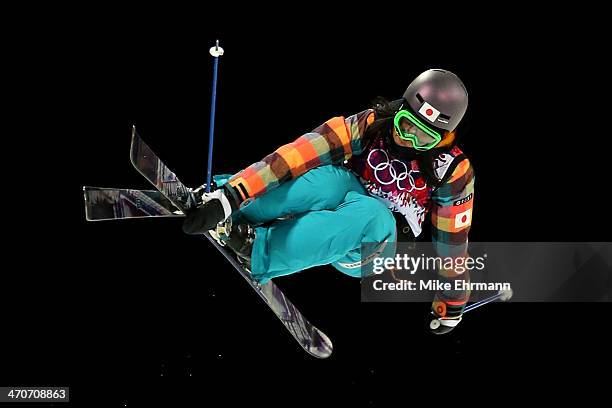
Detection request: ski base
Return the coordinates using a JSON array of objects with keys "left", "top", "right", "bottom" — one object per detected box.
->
[{"left": 84, "top": 186, "right": 182, "bottom": 221}]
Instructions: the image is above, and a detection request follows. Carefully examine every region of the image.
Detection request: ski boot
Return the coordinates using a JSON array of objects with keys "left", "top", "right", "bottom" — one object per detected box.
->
[{"left": 209, "top": 216, "right": 256, "bottom": 271}]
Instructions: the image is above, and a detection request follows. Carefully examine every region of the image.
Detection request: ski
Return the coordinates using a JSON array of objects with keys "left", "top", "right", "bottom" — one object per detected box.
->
[
  {"left": 129, "top": 128, "right": 333, "bottom": 358},
  {"left": 84, "top": 186, "right": 182, "bottom": 221}
]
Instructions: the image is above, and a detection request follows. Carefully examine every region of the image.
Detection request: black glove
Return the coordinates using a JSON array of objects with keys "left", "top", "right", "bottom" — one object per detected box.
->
[
  {"left": 182, "top": 188, "right": 233, "bottom": 235},
  {"left": 429, "top": 275, "right": 469, "bottom": 335}
]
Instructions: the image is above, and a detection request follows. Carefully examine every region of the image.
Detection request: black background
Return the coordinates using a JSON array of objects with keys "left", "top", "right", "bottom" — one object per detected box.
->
[{"left": 4, "top": 10, "right": 611, "bottom": 406}]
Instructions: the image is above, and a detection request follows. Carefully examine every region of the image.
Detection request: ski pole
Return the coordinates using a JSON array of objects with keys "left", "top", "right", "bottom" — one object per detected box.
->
[
  {"left": 463, "top": 288, "right": 513, "bottom": 314},
  {"left": 206, "top": 40, "right": 224, "bottom": 193}
]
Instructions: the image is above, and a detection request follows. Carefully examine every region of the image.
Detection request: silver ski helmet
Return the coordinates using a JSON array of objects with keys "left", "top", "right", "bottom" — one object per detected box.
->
[{"left": 402, "top": 69, "right": 468, "bottom": 132}]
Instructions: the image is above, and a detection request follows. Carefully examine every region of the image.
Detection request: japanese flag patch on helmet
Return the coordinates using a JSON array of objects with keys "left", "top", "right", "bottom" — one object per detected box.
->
[{"left": 418, "top": 102, "right": 441, "bottom": 123}]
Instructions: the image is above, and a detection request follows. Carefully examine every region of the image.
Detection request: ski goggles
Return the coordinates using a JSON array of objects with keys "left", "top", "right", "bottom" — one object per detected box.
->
[{"left": 393, "top": 110, "right": 442, "bottom": 151}]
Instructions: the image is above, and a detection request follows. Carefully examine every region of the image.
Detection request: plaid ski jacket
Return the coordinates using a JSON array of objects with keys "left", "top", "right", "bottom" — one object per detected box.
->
[{"left": 224, "top": 109, "right": 474, "bottom": 283}]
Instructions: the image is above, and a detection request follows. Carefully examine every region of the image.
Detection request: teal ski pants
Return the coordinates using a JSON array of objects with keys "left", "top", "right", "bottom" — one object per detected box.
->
[{"left": 229, "top": 165, "right": 397, "bottom": 283}]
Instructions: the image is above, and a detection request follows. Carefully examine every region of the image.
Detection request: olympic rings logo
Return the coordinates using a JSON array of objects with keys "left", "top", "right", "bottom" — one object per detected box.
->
[{"left": 366, "top": 149, "right": 427, "bottom": 192}]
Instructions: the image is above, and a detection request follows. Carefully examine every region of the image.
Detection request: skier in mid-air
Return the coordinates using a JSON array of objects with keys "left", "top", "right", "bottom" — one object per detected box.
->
[{"left": 183, "top": 69, "right": 474, "bottom": 333}]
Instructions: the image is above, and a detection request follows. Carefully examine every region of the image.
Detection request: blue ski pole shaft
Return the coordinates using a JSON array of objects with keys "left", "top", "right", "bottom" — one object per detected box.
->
[
  {"left": 206, "top": 40, "right": 224, "bottom": 193},
  {"left": 463, "top": 290, "right": 509, "bottom": 314}
]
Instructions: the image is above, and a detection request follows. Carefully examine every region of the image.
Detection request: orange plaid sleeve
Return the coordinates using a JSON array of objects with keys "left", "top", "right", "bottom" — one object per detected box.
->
[{"left": 224, "top": 109, "right": 375, "bottom": 207}]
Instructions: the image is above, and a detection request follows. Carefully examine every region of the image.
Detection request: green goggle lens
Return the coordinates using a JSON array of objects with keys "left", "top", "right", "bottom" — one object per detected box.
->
[{"left": 393, "top": 110, "right": 442, "bottom": 151}]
